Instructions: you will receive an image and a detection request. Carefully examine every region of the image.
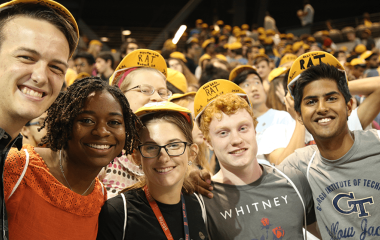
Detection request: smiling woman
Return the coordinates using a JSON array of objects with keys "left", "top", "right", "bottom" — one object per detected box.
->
[
  {"left": 97, "top": 102, "right": 209, "bottom": 240},
  {"left": 4, "top": 77, "right": 142, "bottom": 240}
]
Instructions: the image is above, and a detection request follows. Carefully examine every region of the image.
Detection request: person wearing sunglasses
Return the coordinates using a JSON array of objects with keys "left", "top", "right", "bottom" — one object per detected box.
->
[
  {"left": 97, "top": 101, "right": 208, "bottom": 240},
  {"left": 100, "top": 49, "right": 172, "bottom": 198}
]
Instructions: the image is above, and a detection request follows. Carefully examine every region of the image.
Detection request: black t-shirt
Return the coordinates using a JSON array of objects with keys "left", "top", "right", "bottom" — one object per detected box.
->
[{"left": 97, "top": 188, "right": 208, "bottom": 240}]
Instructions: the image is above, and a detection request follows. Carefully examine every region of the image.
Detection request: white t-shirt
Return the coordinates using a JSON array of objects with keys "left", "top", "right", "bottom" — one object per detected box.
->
[
  {"left": 255, "top": 109, "right": 295, "bottom": 163},
  {"left": 258, "top": 107, "right": 363, "bottom": 160}
]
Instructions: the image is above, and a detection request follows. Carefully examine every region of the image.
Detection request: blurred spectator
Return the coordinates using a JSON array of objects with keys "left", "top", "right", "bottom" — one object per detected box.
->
[
  {"left": 264, "top": 12, "right": 277, "bottom": 31},
  {"left": 95, "top": 52, "right": 114, "bottom": 81},
  {"left": 120, "top": 41, "right": 139, "bottom": 58},
  {"left": 361, "top": 29, "right": 376, "bottom": 50},
  {"left": 227, "top": 42, "right": 248, "bottom": 64},
  {"left": 297, "top": 0, "right": 314, "bottom": 27},
  {"left": 361, "top": 50, "right": 379, "bottom": 77},
  {"left": 185, "top": 40, "right": 200, "bottom": 74},
  {"left": 73, "top": 53, "right": 95, "bottom": 76},
  {"left": 199, "top": 63, "right": 229, "bottom": 86},
  {"left": 348, "top": 58, "right": 367, "bottom": 79},
  {"left": 363, "top": 12, "right": 372, "bottom": 27},
  {"left": 87, "top": 40, "right": 102, "bottom": 58}
]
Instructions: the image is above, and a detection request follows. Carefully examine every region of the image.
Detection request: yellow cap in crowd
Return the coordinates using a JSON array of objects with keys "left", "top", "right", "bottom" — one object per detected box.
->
[
  {"left": 350, "top": 58, "right": 366, "bottom": 66},
  {"left": 110, "top": 49, "right": 167, "bottom": 86},
  {"left": 167, "top": 68, "right": 188, "bottom": 94},
  {"left": 287, "top": 51, "right": 346, "bottom": 98},
  {"left": 135, "top": 101, "right": 193, "bottom": 128},
  {"left": 229, "top": 65, "right": 257, "bottom": 81},
  {"left": 170, "top": 51, "right": 187, "bottom": 63},
  {"left": 194, "top": 80, "right": 251, "bottom": 127},
  {"left": 279, "top": 54, "right": 297, "bottom": 66},
  {"left": 268, "top": 67, "right": 289, "bottom": 82}
]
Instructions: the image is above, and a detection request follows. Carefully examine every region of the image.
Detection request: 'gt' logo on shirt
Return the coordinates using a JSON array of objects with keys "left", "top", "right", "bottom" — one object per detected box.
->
[{"left": 332, "top": 192, "right": 374, "bottom": 218}]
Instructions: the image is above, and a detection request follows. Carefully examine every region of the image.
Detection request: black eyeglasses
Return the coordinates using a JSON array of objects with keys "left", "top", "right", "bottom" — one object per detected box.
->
[
  {"left": 25, "top": 121, "right": 42, "bottom": 127},
  {"left": 125, "top": 84, "right": 172, "bottom": 100},
  {"left": 138, "top": 142, "right": 190, "bottom": 158}
]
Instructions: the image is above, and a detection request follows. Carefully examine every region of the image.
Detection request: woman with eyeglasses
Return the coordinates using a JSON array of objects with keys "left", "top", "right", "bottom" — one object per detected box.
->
[
  {"left": 97, "top": 101, "right": 208, "bottom": 240},
  {"left": 100, "top": 49, "right": 173, "bottom": 198}
]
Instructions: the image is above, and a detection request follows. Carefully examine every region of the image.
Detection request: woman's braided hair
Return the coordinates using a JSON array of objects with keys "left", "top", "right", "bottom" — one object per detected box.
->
[{"left": 40, "top": 77, "right": 142, "bottom": 154}]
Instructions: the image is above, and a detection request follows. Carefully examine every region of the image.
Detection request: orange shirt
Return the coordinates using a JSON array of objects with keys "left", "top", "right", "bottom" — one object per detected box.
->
[{"left": 4, "top": 145, "right": 107, "bottom": 240}]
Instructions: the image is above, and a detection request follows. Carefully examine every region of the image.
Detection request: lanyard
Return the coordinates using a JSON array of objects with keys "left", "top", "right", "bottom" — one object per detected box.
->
[{"left": 143, "top": 185, "right": 190, "bottom": 240}]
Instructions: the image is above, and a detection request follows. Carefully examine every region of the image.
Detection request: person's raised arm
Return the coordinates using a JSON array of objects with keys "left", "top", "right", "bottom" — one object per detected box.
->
[
  {"left": 349, "top": 76, "right": 380, "bottom": 128},
  {"left": 265, "top": 93, "right": 306, "bottom": 165}
]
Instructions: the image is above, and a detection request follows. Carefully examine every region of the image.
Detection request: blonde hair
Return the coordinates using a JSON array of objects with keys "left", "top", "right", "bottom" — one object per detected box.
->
[
  {"left": 200, "top": 93, "right": 257, "bottom": 141},
  {"left": 119, "top": 68, "right": 166, "bottom": 93},
  {"left": 121, "top": 112, "right": 195, "bottom": 194}
]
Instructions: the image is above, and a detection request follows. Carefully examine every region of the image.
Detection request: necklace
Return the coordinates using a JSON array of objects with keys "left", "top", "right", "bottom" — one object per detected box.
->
[{"left": 59, "top": 150, "right": 95, "bottom": 196}]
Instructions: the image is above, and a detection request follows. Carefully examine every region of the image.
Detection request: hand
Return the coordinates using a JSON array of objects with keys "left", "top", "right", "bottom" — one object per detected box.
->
[
  {"left": 189, "top": 169, "right": 213, "bottom": 198},
  {"left": 284, "top": 92, "right": 297, "bottom": 120}
]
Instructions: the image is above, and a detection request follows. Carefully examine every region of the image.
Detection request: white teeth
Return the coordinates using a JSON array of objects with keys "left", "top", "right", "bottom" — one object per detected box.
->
[
  {"left": 155, "top": 167, "right": 174, "bottom": 173},
  {"left": 318, "top": 118, "right": 331, "bottom": 123},
  {"left": 88, "top": 144, "right": 111, "bottom": 150},
  {"left": 231, "top": 149, "right": 246, "bottom": 154},
  {"left": 21, "top": 87, "right": 43, "bottom": 98}
]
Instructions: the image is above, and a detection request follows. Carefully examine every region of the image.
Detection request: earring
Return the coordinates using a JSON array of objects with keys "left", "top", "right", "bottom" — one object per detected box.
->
[
  {"left": 139, "top": 164, "right": 142, "bottom": 169},
  {"left": 188, "top": 161, "right": 193, "bottom": 166}
]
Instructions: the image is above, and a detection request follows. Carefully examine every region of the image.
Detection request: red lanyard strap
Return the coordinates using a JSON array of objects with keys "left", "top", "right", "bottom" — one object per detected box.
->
[{"left": 143, "top": 185, "right": 190, "bottom": 240}]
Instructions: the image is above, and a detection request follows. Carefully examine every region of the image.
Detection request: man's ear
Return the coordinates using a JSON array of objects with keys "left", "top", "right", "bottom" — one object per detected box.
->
[
  {"left": 346, "top": 97, "right": 354, "bottom": 117},
  {"left": 296, "top": 111, "right": 304, "bottom": 125}
]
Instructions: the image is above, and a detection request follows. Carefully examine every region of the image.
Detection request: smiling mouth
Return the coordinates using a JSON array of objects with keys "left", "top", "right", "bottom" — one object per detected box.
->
[
  {"left": 316, "top": 117, "right": 334, "bottom": 123},
  {"left": 20, "top": 86, "right": 45, "bottom": 99},
  {"left": 85, "top": 144, "right": 112, "bottom": 150},
  {"left": 155, "top": 166, "right": 175, "bottom": 173},
  {"left": 229, "top": 148, "right": 247, "bottom": 154}
]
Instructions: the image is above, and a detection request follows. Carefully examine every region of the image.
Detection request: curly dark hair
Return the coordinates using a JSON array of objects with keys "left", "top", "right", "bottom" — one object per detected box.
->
[{"left": 40, "top": 77, "right": 142, "bottom": 154}]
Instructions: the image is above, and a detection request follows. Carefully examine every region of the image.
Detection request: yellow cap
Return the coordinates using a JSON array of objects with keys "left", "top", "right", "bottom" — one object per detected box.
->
[
  {"left": 89, "top": 40, "right": 102, "bottom": 46},
  {"left": 292, "top": 41, "right": 304, "bottom": 52},
  {"left": 264, "top": 37, "right": 274, "bottom": 45},
  {"left": 257, "top": 27, "right": 265, "bottom": 34},
  {"left": 360, "top": 50, "right": 373, "bottom": 60},
  {"left": 224, "top": 25, "right": 231, "bottom": 31},
  {"left": 202, "top": 23, "right": 208, "bottom": 29},
  {"left": 266, "top": 29, "right": 276, "bottom": 36},
  {"left": 163, "top": 39, "right": 176, "bottom": 50},
  {"left": 229, "top": 65, "right": 257, "bottom": 81},
  {"left": 0, "top": 0, "right": 79, "bottom": 58},
  {"left": 110, "top": 49, "right": 167, "bottom": 86},
  {"left": 169, "top": 92, "right": 196, "bottom": 102},
  {"left": 268, "top": 67, "right": 289, "bottom": 82},
  {"left": 322, "top": 30, "right": 329, "bottom": 36},
  {"left": 215, "top": 54, "right": 227, "bottom": 62},
  {"left": 286, "top": 33, "right": 294, "bottom": 40},
  {"left": 216, "top": 20, "right": 224, "bottom": 25},
  {"left": 194, "top": 80, "right": 251, "bottom": 127},
  {"left": 350, "top": 58, "right": 366, "bottom": 66},
  {"left": 170, "top": 51, "right": 187, "bottom": 63},
  {"left": 65, "top": 68, "right": 77, "bottom": 86},
  {"left": 232, "top": 28, "right": 240, "bottom": 37},
  {"left": 307, "top": 36, "right": 316, "bottom": 43},
  {"left": 196, "top": 19, "right": 203, "bottom": 24},
  {"left": 189, "top": 38, "right": 199, "bottom": 44},
  {"left": 219, "top": 35, "right": 228, "bottom": 41},
  {"left": 198, "top": 53, "right": 211, "bottom": 66},
  {"left": 280, "top": 33, "right": 287, "bottom": 39},
  {"left": 167, "top": 68, "right": 188, "bottom": 93},
  {"left": 279, "top": 54, "right": 297, "bottom": 66},
  {"left": 135, "top": 101, "right": 193, "bottom": 128},
  {"left": 244, "top": 37, "right": 252, "bottom": 42},
  {"left": 287, "top": 51, "right": 346, "bottom": 98},
  {"left": 202, "top": 39, "right": 214, "bottom": 49},
  {"left": 212, "top": 29, "right": 220, "bottom": 36},
  {"left": 228, "top": 42, "right": 243, "bottom": 50},
  {"left": 258, "top": 35, "right": 266, "bottom": 41},
  {"left": 303, "top": 44, "right": 310, "bottom": 50},
  {"left": 241, "top": 24, "right": 249, "bottom": 30},
  {"left": 354, "top": 44, "right": 367, "bottom": 54}
]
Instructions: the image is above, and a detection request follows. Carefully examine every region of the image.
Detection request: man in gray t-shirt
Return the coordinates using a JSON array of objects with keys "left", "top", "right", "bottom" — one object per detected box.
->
[
  {"left": 282, "top": 51, "right": 380, "bottom": 239},
  {"left": 193, "top": 80, "right": 319, "bottom": 240}
]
